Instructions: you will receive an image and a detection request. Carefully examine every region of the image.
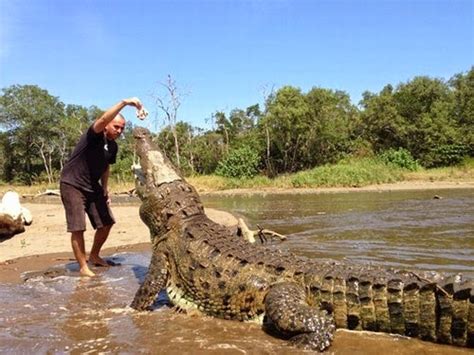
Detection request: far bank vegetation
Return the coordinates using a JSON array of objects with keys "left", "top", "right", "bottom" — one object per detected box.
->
[{"left": 0, "top": 68, "right": 473, "bottom": 192}]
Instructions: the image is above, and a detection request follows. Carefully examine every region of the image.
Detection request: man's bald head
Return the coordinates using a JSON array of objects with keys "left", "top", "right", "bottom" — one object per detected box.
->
[{"left": 104, "top": 114, "right": 126, "bottom": 140}]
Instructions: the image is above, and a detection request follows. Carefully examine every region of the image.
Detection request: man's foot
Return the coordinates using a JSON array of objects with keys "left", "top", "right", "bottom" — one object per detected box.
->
[
  {"left": 89, "top": 256, "right": 121, "bottom": 267},
  {"left": 79, "top": 266, "right": 96, "bottom": 277}
]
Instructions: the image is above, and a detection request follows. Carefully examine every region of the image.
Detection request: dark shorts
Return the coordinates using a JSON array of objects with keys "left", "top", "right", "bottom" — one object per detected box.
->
[{"left": 60, "top": 182, "right": 115, "bottom": 232}]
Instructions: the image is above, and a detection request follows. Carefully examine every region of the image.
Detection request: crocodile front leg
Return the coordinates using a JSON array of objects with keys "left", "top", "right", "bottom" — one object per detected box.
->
[
  {"left": 264, "top": 282, "right": 335, "bottom": 351},
  {"left": 131, "top": 251, "right": 169, "bottom": 311}
]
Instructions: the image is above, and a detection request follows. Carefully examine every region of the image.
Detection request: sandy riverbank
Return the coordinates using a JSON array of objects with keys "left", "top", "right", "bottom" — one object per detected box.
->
[
  {"left": 0, "top": 180, "right": 472, "bottom": 283},
  {"left": 0, "top": 202, "right": 238, "bottom": 283}
]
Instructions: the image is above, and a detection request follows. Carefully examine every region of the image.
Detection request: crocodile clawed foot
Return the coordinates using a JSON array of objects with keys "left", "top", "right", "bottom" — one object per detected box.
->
[
  {"left": 265, "top": 282, "right": 336, "bottom": 352},
  {"left": 290, "top": 327, "right": 335, "bottom": 352}
]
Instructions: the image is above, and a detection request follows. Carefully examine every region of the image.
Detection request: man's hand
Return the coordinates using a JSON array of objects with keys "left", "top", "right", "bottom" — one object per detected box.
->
[
  {"left": 122, "top": 97, "right": 148, "bottom": 120},
  {"left": 122, "top": 97, "right": 144, "bottom": 110},
  {"left": 104, "top": 189, "right": 111, "bottom": 205}
]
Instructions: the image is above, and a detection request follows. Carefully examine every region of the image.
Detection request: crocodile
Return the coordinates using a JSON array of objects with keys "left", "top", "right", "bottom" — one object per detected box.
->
[{"left": 130, "top": 127, "right": 474, "bottom": 351}]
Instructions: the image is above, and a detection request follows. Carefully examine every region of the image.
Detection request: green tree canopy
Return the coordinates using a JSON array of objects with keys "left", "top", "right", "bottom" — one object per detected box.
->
[
  {"left": 304, "top": 87, "right": 358, "bottom": 166},
  {"left": 360, "top": 75, "right": 469, "bottom": 167},
  {"left": 0, "top": 85, "right": 65, "bottom": 183},
  {"left": 259, "top": 86, "right": 311, "bottom": 173}
]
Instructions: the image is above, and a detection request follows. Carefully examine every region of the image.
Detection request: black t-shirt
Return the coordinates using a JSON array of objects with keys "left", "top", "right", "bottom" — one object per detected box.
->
[{"left": 60, "top": 125, "right": 118, "bottom": 192}]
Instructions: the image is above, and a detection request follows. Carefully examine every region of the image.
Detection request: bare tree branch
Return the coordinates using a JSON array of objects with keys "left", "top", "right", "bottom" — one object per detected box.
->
[{"left": 152, "top": 75, "right": 187, "bottom": 167}]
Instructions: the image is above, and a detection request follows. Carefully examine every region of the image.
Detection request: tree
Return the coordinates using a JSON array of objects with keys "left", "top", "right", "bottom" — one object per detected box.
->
[
  {"left": 259, "top": 86, "right": 311, "bottom": 173},
  {"left": 394, "top": 76, "right": 459, "bottom": 166},
  {"left": 58, "top": 104, "right": 100, "bottom": 170},
  {"left": 213, "top": 111, "right": 231, "bottom": 153},
  {"left": 304, "top": 88, "right": 358, "bottom": 166},
  {"left": 0, "top": 132, "right": 9, "bottom": 180},
  {"left": 359, "top": 84, "right": 407, "bottom": 151},
  {"left": 359, "top": 76, "right": 467, "bottom": 167},
  {"left": 450, "top": 67, "right": 474, "bottom": 155},
  {"left": 191, "top": 131, "right": 226, "bottom": 174},
  {"left": 213, "top": 105, "right": 261, "bottom": 153},
  {"left": 152, "top": 75, "right": 186, "bottom": 167},
  {"left": 110, "top": 124, "right": 137, "bottom": 183},
  {"left": 0, "top": 85, "right": 65, "bottom": 183},
  {"left": 158, "top": 121, "right": 198, "bottom": 175},
  {"left": 215, "top": 145, "right": 260, "bottom": 178}
]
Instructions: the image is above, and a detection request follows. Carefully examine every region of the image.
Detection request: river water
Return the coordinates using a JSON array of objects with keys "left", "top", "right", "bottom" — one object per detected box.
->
[{"left": 1, "top": 189, "right": 473, "bottom": 354}]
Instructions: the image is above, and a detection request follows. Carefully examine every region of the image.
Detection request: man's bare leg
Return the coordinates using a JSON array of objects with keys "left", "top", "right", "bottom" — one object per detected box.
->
[
  {"left": 71, "top": 231, "right": 95, "bottom": 277},
  {"left": 89, "top": 225, "right": 112, "bottom": 266}
]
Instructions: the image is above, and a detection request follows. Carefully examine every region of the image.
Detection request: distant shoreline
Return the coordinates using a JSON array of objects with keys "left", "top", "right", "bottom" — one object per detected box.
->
[
  {"left": 200, "top": 180, "right": 474, "bottom": 196},
  {"left": 16, "top": 180, "right": 474, "bottom": 203},
  {"left": 2, "top": 177, "right": 473, "bottom": 199}
]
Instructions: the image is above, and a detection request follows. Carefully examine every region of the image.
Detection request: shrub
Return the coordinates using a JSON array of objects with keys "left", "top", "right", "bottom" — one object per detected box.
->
[
  {"left": 290, "top": 158, "right": 404, "bottom": 187},
  {"left": 378, "top": 148, "right": 420, "bottom": 171},
  {"left": 215, "top": 146, "right": 260, "bottom": 178},
  {"left": 424, "top": 144, "right": 469, "bottom": 168},
  {"left": 111, "top": 154, "right": 134, "bottom": 183}
]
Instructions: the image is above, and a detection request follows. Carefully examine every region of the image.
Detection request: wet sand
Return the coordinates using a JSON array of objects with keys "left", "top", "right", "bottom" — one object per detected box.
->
[{"left": 0, "top": 202, "right": 238, "bottom": 283}]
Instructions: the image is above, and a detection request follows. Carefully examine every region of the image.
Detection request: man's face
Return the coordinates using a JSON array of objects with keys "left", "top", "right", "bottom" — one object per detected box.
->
[{"left": 105, "top": 116, "right": 126, "bottom": 140}]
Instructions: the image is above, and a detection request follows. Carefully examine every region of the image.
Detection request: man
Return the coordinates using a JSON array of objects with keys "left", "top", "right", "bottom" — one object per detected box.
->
[{"left": 60, "top": 97, "right": 146, "bottom": 277}]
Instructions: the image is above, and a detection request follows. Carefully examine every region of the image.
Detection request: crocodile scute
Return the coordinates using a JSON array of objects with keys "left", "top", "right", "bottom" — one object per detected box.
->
[{"left": 130, "top": 127, "right": 474, "bottom": 351}]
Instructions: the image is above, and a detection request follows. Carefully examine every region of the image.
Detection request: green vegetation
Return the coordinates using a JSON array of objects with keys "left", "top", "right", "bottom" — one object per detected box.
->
[
  {"left": 403, "top": 157, "right": 474, "bottom": 182},
  {"left": 1, "top": 157, "right": 472, "bottom": 195},
  {"left": 0, "top": 68, "right": 473, "bottom": 189},
  {"left": 378, "top": 148, "right": 420, "bottom": 171},
  {"left": 216, "top": 146, "right": 261, "bottom": 178},
  {"left": 188, "top": 156, "right": 474, "bottom": 192},
  {"left": 289, "top": 158, "right": 405, "bottom": 188}
]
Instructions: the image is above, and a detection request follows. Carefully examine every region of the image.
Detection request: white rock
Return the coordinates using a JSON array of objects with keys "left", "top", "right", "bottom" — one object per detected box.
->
[{"left": 0, "top": 191, "right": 33, "bottom": 225}]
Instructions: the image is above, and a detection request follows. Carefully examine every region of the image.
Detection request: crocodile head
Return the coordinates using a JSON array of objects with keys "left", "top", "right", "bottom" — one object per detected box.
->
[
  {"left": 132, "top": 127, "right": 193, "bottom": 244},
  {"left": 133, "top": 127, "right": 182, "bottom": 195}
]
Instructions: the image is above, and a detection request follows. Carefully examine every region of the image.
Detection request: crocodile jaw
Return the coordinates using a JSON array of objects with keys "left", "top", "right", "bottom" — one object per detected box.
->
[
  {"left": 147, "top": 151, "right": 181, "bottom": 186},
  {"left": 133, "top": 153, "right": 181, "bottom": 187},
  {"left": 133, "top": 127, "right": 182, "bottom": 188}
]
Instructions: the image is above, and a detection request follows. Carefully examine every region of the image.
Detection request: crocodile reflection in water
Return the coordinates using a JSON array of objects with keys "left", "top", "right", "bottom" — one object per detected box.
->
[{"left": 130, "top": 127, "right": 473, "bottom": 351}]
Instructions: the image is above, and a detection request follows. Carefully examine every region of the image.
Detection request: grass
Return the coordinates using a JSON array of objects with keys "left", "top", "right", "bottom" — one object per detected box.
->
[
  {"left": 288, "top": 158, "right": 404, "bottom": 188},
  {"left": 403, "top": 157, "right": 474, "bottom": 182},
  {"left": 1, "top": 157, "right": 473, "bottom": 195},
  {"left": 189, "top": 157, "right": 473, "bottom": 191},
  {"left": 0, "top": 182, "right": 60, "bottom": 196}
]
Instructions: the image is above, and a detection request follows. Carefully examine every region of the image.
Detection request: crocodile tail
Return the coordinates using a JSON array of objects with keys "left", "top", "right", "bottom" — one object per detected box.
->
[{"left": 306, "top": 269, "right": 473, "bottom": 347}]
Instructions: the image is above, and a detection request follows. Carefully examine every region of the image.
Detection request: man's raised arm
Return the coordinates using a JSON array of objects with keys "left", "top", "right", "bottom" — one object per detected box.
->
[{"left": 92, "top": 97, "right": 144, "bottom": 133}]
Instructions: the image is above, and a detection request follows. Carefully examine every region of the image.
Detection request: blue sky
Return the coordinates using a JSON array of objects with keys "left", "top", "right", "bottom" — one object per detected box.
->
[{"left": 0, "top": 0, "right": 472, "bottom": 129}]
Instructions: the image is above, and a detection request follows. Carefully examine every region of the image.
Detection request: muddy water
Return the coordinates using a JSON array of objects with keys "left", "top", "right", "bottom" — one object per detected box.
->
[
  {"left": 1, "top": 189, "right": 473, "bottom": 354},
  {"left": 203, "top": 189, "right": 474, "bottom": 278}
]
